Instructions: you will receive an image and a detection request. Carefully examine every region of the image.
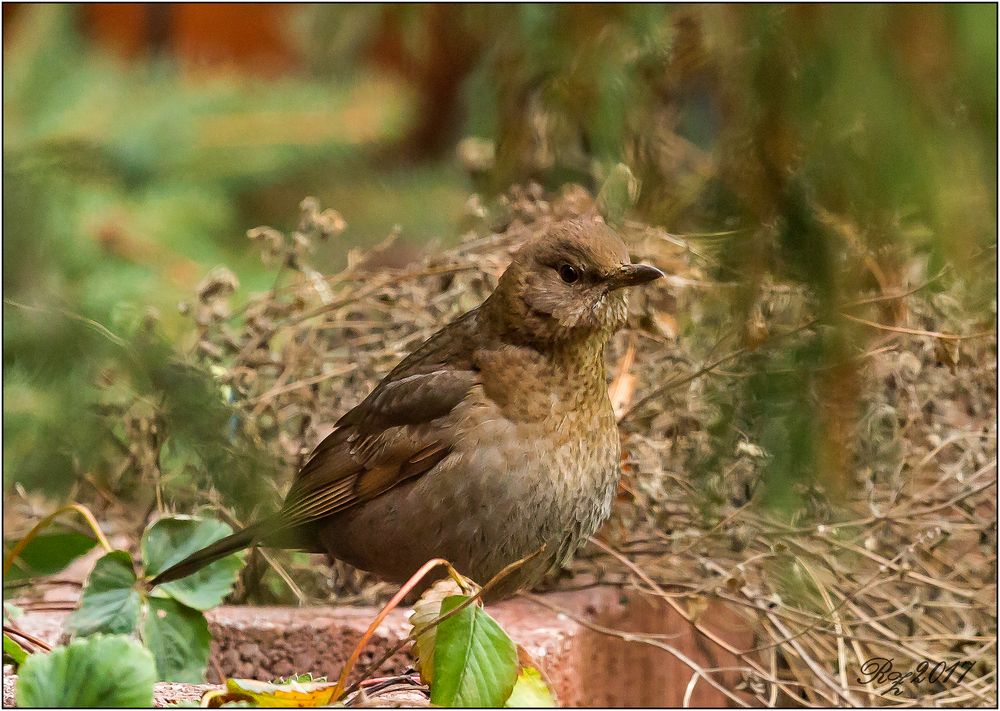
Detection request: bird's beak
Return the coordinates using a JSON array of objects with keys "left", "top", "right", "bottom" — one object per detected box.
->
[{"left": 608, "top": 263, "right": 665, "bottom": 290}]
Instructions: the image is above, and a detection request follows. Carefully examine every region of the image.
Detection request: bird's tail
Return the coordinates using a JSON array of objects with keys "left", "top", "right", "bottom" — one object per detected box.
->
[{"left": 148, "top": 519, "right": 274, "bottom": 587}]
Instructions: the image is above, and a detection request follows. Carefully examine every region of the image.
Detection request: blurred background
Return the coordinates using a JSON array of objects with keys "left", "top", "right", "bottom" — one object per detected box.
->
[{"left": 3, "top": 2, "right": 996, "bottom": 575}]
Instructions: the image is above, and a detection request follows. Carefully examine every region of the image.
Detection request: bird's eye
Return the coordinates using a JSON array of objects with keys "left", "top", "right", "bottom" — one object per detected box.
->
[{"left": 558, "top": 264, "right": 579, "bottom": 284}]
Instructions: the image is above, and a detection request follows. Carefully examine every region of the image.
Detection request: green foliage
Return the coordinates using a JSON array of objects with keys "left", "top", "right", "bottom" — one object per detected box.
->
[
  {"left": 6, "top": 298, "right": 285, "bottom": 516},
  {"left": 15, "top": 634, "right": 156, "bottom": 708},
  {"left": 142, "top": 597, "right": 212, "bottom": 683},
  {"left": 1, "top": 3, "right": 408, "bottom": 508},
  {"left": 141, "top": 516, "right": 246, "bottom": 610},
  {"left": 429, "top": 595, "right": 519, "bottom": 708},
  {"left": 67, "top": 515, "right": 245, "bottom": 682},
  {"left": 65, "top": 551, "right": 141, "bottom": 636},
  {"left": 412, "top": 586, "right": 554, "bottom": 706},
  {"left": 3, "top": 633, "right": 28, "bottom": 668},
  {"left": 4, "top": 530, "right": 97, "bottom": 582},
  {"left": 2, "top": 602, "right": 29, "bottom": 669}
]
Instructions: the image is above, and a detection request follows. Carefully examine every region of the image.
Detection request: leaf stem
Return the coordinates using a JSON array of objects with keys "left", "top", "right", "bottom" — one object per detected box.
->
[
  {"left": 341, "top": 546, "right": 545, "bottom": 698},
  {"left": 3, "top": 623, "right": 53, "bottom": 653},
  {"left": 330, "top": 557, "right": 465, "bottom": 701},
  {"left": 3, "top": 503, "right": 113, "bottom": 577}
]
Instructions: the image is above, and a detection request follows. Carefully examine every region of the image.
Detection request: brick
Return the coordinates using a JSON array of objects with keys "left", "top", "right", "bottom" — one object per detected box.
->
[{"left": 3, "top": 587, "right": 753, "bottom": 706}]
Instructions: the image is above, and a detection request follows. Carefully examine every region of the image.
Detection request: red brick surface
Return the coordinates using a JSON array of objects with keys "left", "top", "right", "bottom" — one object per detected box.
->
[{"left": 4, "top": 587, "right": 753, "bottom": 707}]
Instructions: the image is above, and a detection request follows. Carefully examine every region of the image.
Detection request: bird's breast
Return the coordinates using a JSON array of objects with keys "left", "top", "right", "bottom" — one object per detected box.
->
[
  {"left": 445, "top": 383, "right": 621, "bottom": 563},
  {"left": 317, "top": 379, "right": 620, "bottom": 595}
]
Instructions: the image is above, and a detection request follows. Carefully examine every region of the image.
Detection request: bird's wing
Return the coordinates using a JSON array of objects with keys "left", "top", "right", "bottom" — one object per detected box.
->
[{"left": 277, "top": 312, "right": 482, "bottom": 529}]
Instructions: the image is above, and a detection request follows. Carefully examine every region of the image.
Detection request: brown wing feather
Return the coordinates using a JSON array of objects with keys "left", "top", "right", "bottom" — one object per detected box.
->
[{"left": 276, "top": 309, "right": 484, "bottom": 528}]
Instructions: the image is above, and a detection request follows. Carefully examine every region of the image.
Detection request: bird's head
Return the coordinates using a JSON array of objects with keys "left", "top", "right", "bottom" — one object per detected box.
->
[{"left": 486, "top": 219, "right": 663, "bottom": 347}]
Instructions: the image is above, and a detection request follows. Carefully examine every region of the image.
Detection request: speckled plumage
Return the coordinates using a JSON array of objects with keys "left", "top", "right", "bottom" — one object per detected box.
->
[{"left": 150, "top": 218, "right": 662, "bottom": 599}]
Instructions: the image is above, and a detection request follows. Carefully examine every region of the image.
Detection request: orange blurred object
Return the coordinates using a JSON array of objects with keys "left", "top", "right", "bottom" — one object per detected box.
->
[{"left": 5, "top": 3, "right": 302, "bottom": 75}]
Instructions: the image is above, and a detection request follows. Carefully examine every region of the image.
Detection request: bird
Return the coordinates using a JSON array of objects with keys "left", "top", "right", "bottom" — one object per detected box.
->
[{"left": 149, "top": 218, "right": 663, "bottom": 600}]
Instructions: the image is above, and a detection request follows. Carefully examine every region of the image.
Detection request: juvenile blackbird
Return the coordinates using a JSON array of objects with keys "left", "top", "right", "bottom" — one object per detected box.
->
[{"left": 151, "top": 218, "right": 663, "bottom": 599}]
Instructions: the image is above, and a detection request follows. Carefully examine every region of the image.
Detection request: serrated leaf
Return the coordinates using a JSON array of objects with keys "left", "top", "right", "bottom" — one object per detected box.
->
[
  {"left": 430, "top": 595, "right": 518, "bottom": 708},
  {"left": 4, "top": 531, "right": 98, "bottom": 581},
  {"left": 142, "top": 515, "right": 245, "bottom": 610},
  {"left": 505, "top": 667, "right": 556, "bottom": 707},
  {"left": 16, "top": 634, "right": 155, "bottom": 707},
  {"left": 66, "top": 550, "right": 140, "bottom": 636},
  {"left": 142, "top": 596, "right": 211, "bottom": 682},
  {"left": 3, "top": 632, "right": 28, "bottom": 666}
]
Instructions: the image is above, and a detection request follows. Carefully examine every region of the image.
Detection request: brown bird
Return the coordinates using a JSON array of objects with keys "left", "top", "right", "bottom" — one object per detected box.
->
[{"left": 150, "top": 218, "right": 662, "bottom": 599}]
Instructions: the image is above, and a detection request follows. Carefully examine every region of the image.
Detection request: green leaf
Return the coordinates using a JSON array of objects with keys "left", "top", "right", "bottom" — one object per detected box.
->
[
  {"left": 65, "top": 550, "right": 140, "bottom": 636},
  {"left": 4, "top": 531, "right": 98, "bottom": 581},
  {"left": 430, "top": 595, "right": 518, "bottom": 708},
  {"left": 15, "top": 634, "right": 155, "bottom": 707},
  {"left": 142, "top": 515, "right": 245, "bottom": 610},
  {"left": 3, "top": 632, "right": 28, "bottom": 667},
  {"left": 505, "top": 667, "right": 556, "bottom": 707},
  {"left": 142, "top": 596, "right": 211, "bottom": 682},
  {"left": 409, "top": 579, "right": 465, "bottom": 684}
]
